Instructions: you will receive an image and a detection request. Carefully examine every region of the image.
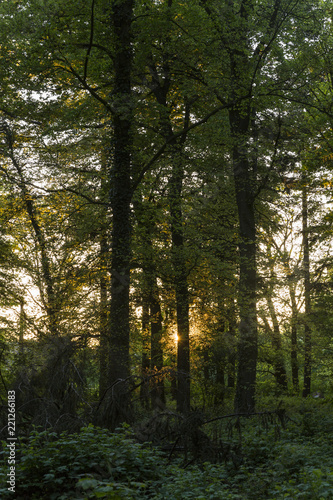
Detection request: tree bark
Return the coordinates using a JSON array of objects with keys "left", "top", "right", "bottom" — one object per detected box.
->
[
  {"left": 19, "top": 298, "right": 25, "bottom": 358},
  {"left": 134, "top": 196, "right": 165, "bottom": 408},
  {"left": 302, "top": 184, "right": 312, "bottom": 397},
  {"left": 169, "top": 156, "right": 190, "bottom": 413},
  {"left": 140, "top": 296, "right": 150, "bottom": 409},
  {"left": 227, "top": 299, "right": 237, "bottom": 388},
  {"left": 99, "top": 233, "right": 109, "bottom": 399},
  {"left": 150, "top": 278, "right": 165, "bottom": 407},
  {"left": 229, "top": 108, "right": 258, "bottom": 414},
  {"left": 288, "top": 281, "right": 300, "bottom": 394},
  {"left": 277, "top": 244, "right": 299, "bottom": 394},
  {"left": 148, "top": 51, "right": 191, "bottom": 413},
  {"left": 107, "top": 0, "right": 134, "bottom": 427}
]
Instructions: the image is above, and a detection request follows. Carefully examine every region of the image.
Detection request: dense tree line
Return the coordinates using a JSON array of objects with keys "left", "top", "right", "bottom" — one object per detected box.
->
[{"left": 0, "top": 0, "right": 333, "bottom": 432}]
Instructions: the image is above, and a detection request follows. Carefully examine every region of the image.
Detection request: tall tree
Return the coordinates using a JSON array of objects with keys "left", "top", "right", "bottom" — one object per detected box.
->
[
  {"left": 106, "top": 0, "right": 134, "bottom": 426},
  {"left": 302, "top": 181, "right": 312, "bottom": 397},
  {"left": 198, "top": 0, "right": 327, "bottom": 411}
]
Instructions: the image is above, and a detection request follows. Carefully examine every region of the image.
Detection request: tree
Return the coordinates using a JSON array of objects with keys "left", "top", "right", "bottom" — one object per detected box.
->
[
  {"left": 198, "top": 0, "right": 330, "bottom": 411},
  {"left": 261, "top": 242, "right": 288, "bottom": 392},
  {"left": 105, "top": 0, "right": 134, "bottom": 427},
  {"left": 1, "top": 0, "right": 333, "bottom": 435},
  {"left": 301, "top": 181, "right": 312, "bottom": 397}
]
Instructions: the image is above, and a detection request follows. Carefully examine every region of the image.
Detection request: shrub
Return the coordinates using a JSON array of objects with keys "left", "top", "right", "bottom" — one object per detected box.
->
[
  {"left": 0, "top": 424, "right": 165, "bottom": 499},
  {"left": 2, "top": 402, "right": 333, "bottom": 499}
]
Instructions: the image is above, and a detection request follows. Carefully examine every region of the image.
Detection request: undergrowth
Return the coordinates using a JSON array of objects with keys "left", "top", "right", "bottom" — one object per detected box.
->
[{"left": 1, "top": 399, "right": 333, "bottom": 499}]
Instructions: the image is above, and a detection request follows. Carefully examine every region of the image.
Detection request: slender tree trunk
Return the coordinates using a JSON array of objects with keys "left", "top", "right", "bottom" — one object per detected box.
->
[
  {"left": 229, "top": 108, "right": 257, "bottom": 414},
  {"left": 99, "top": 234, "right": 109, "bottom": 399},
  {"left": 107, "top": 0, "right": 134, "bottom": 427},
  {"left": 150, "top": 279, "right": 165, "bottom": 407},
  {"left": 134, "top": 196, "right": 165, "bottom": 409},
  {"left": 99, "top": 155, "right": 110, "bottom": 399},
  {"left": 203, "top": 348, "right": 210, "bottom": 386},
  {"left": 291, "top": 321, "right": 299, "bottom": 393},
  {"left": 148, "top": 54, "right": 191, "bottom": 413},
  {"left": 286, "top": 263, "right": 299, "bottom": 393},
  {"left": 227, "top": 300, "right": 236, "bottom": 388},
  {"left": 16, "top": 169, "right": 58, "bottom": 336},
  {"left": 169, "top": 158, "right": 190, "bottom": 413},
  {"left": 302, "top": 185, "right": 312, "bottom": 397},
  {"left": 215, "top": 299, "right": 226, "bottom": 403},
  {"left": 19, "top": 298, "right": 25, "bottom": 357},
  {"left": 215, "top": 361, "right": 225, "bottom": 405},
  {"left": 140, "top": 297, "right": 150, "bottom": 409},
  {"left": 266, "top": 296, "right": 288, "bottom": 391},
  {"left": 264, "top": 242, "right": 287, "bottom": 391}
]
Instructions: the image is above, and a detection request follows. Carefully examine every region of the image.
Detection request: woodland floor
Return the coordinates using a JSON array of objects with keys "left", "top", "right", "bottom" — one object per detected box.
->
[{"left": 1, "top": 396, "right": 333, "bottom": 499}]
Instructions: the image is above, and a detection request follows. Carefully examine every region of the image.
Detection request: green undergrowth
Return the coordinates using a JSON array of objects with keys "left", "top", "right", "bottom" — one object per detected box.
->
[{"left": 1, "top": 400, "right": 333, "bottom": 499}]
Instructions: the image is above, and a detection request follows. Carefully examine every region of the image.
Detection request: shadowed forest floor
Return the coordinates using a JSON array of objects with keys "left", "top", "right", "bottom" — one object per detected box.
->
[{"left": 1, "top": 396, "right": 333, "bottom": 499}]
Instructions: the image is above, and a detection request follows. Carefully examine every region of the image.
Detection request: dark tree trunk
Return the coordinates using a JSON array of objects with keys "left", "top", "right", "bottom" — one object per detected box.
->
[
  {"left": 286, "top": 261, "right": 299, "bottom": 393},
  {"left": 264, "top": 243, "right": 288, "bottom": 391},
  {"left": 150, "top": 279, "right": 165, "bottom": 407},
  {"left": 227, "top": 300, "right": 236, "bottom": 388},
  {"left": 302, "top": 185, "right": 312, "bottom": 397},
  {"left": 148, "top": 59, "right": 191, "bottom": 412},
  {"left": 99, "top": 156, "right": 110, "bottom": 399},
  {"left": 215, "top": 362, "right": 225, "bottom": 405},
  {"left": 140, "top": 297, "right": 150, "bottom": 409},
  {"left": 291, "top": 317, "right": 299, "bottom": 394},
  {"left": 134, "top": 196, "right": 165, "bottom": 409},
  {"left": 203, "top": 348, "right": 210, "bottom": 386},
  {"left": 229, "top": 108, "right": 257, "bottom": 414},
  {"left": 148, "top": 72, "right": 191, "bottom": 412},
  {"left": 169, "top": 158, "right": 190, "bottom": 414},
  {"left": 107, "top": 0, "right": 134, "bottom": 428},
  {"left": 19, "top": 298, "right": 25, "bottom": 358},
  {"left": 147, "top": 38, "right": 191, "bottom": 412},
  {"left": 202, "top": 0, "right": 288, "bottom": 414},
  {"left": 99, "top": 234, "right": 109, "bottom": 399}
]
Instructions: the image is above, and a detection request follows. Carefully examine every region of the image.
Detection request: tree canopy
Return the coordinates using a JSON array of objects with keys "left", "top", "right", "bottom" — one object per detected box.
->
[{"left": 0, "top": 0, "right": 333, "bottom": 436}]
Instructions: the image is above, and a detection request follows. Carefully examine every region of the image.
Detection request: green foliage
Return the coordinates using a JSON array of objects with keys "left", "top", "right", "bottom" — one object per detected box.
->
[
  {"left": 2, "top": 2, "right": 333, "bottom": 496},
  {"left": 0, "top": 424, "right": 165, "bottom": 499},
  {"left": 1, "top": 405, "right": 333, "bottom": 499}
]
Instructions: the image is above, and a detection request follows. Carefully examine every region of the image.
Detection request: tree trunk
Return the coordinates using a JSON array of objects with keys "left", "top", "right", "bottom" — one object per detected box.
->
[
  {"left": 107, "top": 0, "right": 134, "bottom": 428},
  {"left": 266, "top": 295, "right": 288, "bottom": 391},
  {"left": 150, "top": 279, "right": 165, "bottom": 407},
  {"left": 19, "top": 298, "right": 25, "bottom": 358},
  {"left": 302, "top": 184, "right": 312, "bottom": 397},
  {"left": 134, "top": 196, "right": 165, "bottom": 409},
  {"left": 148, "top": 54, "right": 191, "bottom": 413},
  {"left": 290, "top": 300, "right": 299, "bottom": 393},
  {"left": 99, "top": 234, "right": 109, "bottom": 399},
  {"left": 19, "top": 177, "right": 58, "bottom": 335},
  {"left": 140, "top": 297, "right": 150, "bottom": 409},
  {"left": 215, "top": 361, "right": 225, "bottom": 405},
  {"left": 285, "top": 258, "right": 299, "bottom": 393},
  {"left": 227, "top": 300, "right": 236, "bottom": 388},
  {"left": 169, "top": 158, "right": 190, "bottom": 413},
  {"left": 229, "top": 108, "right": 257, "bottom": 414}
]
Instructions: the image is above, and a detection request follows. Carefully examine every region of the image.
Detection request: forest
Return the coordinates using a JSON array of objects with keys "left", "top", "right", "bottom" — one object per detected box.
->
[{"left": 1, "top": 0, "right": 333, "bottom": 498}]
